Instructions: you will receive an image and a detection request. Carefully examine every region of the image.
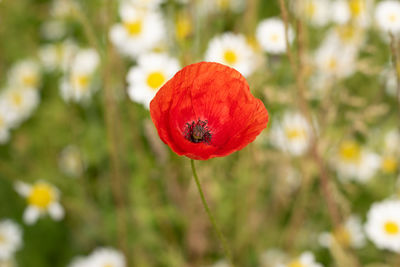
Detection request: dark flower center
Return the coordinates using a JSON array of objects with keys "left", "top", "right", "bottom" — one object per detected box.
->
[{"left": 184, "top": 119, "right": 212, "bottom": 144}]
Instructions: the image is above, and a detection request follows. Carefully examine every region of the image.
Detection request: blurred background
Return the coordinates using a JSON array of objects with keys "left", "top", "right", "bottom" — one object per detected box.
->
[{"left": 0, "top": 0, "right": 400, "bottom": 266}]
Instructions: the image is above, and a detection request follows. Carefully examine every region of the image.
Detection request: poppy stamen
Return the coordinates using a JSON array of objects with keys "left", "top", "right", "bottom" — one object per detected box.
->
[{"left": 185, "top": 119, "right": 212, "bottom": 144}]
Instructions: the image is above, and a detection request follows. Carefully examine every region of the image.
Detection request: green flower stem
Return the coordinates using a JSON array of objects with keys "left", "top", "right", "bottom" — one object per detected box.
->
[{"left": 190, "top": 159, "right": 234, "bottom": 266}]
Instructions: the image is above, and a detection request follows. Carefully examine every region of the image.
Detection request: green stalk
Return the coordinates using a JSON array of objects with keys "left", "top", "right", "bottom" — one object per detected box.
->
[{"left": 190, "top": 159, "right": 234, "bottom": 266}]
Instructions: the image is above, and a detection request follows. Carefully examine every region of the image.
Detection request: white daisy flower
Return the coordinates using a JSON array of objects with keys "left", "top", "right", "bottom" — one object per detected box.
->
[
  {"left": 319, "top": 215, "right": 366, "bottom": 249},
  {"left": 121, "top": 0, "right": 165, "bottom": 10},
  {"left": 59, "top": 145, "right": 85, "bottom": 178},
  {"left": 259, "top": 249, "right": 287, "bottom": 267},
  {"left": 382, "top": 66, "right": 398, "bottom": 97},
  {"left": 375, "top": 0, "right": 400, "bottom": 34},
  {"left": 8, "top": 60, "right": 41, "bottom": 90},
  {"left": 365, "top": 199, "right": 400, "bottom": 253},
  {"left": 14, "top": 181, "right": 65, "bottom": 225},
  {"left": 0, "top": 220, "right": 22, "bottom": 260},
  {"left": 205, "top": 32, "right": 257, "bottom": 77},
  {"left": 39, "top": 40, "right": 78, "bottom": 71},
  {"left": 384, "top": 129, "right": 400, "bottom": 155},
  {"left": 349, "top": 0, "right": 373, "bottom": 27},
  {"left": 0, "top": 87, "right": 40, "bottom": 128},
  {"left": 333, "top": 25, "right": 366, "bottom": 47},
  {"left": 40, "top": 20, "right": 68, "bottom": 41},
  {"left": 197, "top": 0, "right": 245, "bottom": 15},
  {"left": 127, "top": 53, "right": 180, "bottom": 108},
  {"left": 256, "top": 18, "right": 294, "bottom": 55},
  {"left": 60, "top": 48, "right": 100, "bottom": 103},
  {"left": 89, "top": 247, "right": 126, "bottom": 267},
  {"left": 50, "top": 0, "right": 77, "bottom": 18},
  {"left": 331, "top": 0, "right": 372, "bottom": 28},
  {"left": 314, "top": 36, "right": 357, "bottom": 79},
  {"left": 270, "top": 112, "right": 312, "bottom": 156},
  {"left": 292, "top": 0, "right": 331, "bottom": 27},
  {"left": 67, "top": 256, "right": 92, "bottom": 267},
  {"left": 277, "top": 252, "right": 323, "bottom": 267},
  {"left": 0, "top": 106, "right": 13, "bottom": 144},
  {"left": 334, "top": 141, "right": 381, "bottom": 182},
  {"left": 379, "top": 129, "right": 400, "bottom": 174},
  {"left": 331, "top": 0, "right": 351, "bottom": 25},
  {"left": 109, "top": 6, "right": 165, "bottom": 59}
]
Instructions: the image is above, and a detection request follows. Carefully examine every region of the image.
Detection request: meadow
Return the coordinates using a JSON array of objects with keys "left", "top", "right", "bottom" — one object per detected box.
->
[{"left": 0, "top": 0, "right": 400, "bottom": 266}]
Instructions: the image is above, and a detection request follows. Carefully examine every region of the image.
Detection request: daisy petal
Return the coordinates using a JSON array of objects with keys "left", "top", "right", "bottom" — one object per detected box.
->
[
  {"left": 23, "top": 206, "right": 41, "bottom": 225},
  {"left": 14, "top": 181, "right": 31, "bottom": 197},
  {"left": 48, "top": 202, "right": 65, "bottom": 221}
]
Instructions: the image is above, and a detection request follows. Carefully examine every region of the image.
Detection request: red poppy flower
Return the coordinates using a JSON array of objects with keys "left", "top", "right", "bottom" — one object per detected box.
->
[{"left": 149, "top": 62, "right": 268, "bottom": 160}]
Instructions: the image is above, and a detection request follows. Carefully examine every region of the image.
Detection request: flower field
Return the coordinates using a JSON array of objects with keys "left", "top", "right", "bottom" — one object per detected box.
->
[{"left": 0, "top": 0, "right": 400, "bottom": 266}]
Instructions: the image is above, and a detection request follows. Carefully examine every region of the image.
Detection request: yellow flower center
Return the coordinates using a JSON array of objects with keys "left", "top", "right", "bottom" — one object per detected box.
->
[
  {"left": 270, "top": 33, "right": 280, "bottom": 43},
  {"left": 288, "top": 260, "right": 305, "bottom": 267},
  {"left": 73, "top": 74, "right": 90, "bottom": 91},
  {"left": 223, "top": 50, "right": 238, "bottom": 65},
  {"left": 146, "top": 71, "right": 166, "bottom": 90},
  {"left": 286, "top": 128, "right": 306, "bottom": 140},
  {"left": 11, "top": 92, "right": 23, "bottom": 107},
  {"left": 384, "top": 221, "right": 399, "bottom": 235},
  {"left": 337, "top": 26, "right": 356, "bottom": 43},
  {"left": 327, "top": 58, "right": 338, "bottom": 71},
  {"left": 333, "top": 226, "right": 351, "bottom": 247},
  {"left": 176, "top": 15, "right": 192, "bottom": 40},
  {"left": 0, "top": 233, "right": 5, "bottom": 244},
  {"left": 349, "top": 0, "right": 364, "bottom": 17},
  {"left": 382, "top": 156, "right": 398, "bottom": 173},
  {"left": 217, "top": 0, "right": 230, "bottom": 9},
  {"left": 306, "top": 2, "right": 316, "bottom": 17},
  {"left": 22, "top": 74, "right": 38, "bottom": 87},
  {"left": 0, "top": 116, "right": 4, "bottom": 128},
  {"left": 339, "top": 141, "right": 361, "bottom": 163},
  {"left": 104, "top": 264, "right": 114, "bottom": 267},
  {"left": 28, "top": 183, "right": 55, "bottom": 209},
  {"left": 124, "top": 20, "right": 142, "bottom": 36},
  {"left": 389, "top": 14, "right": 398, "bottom": 23}
]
